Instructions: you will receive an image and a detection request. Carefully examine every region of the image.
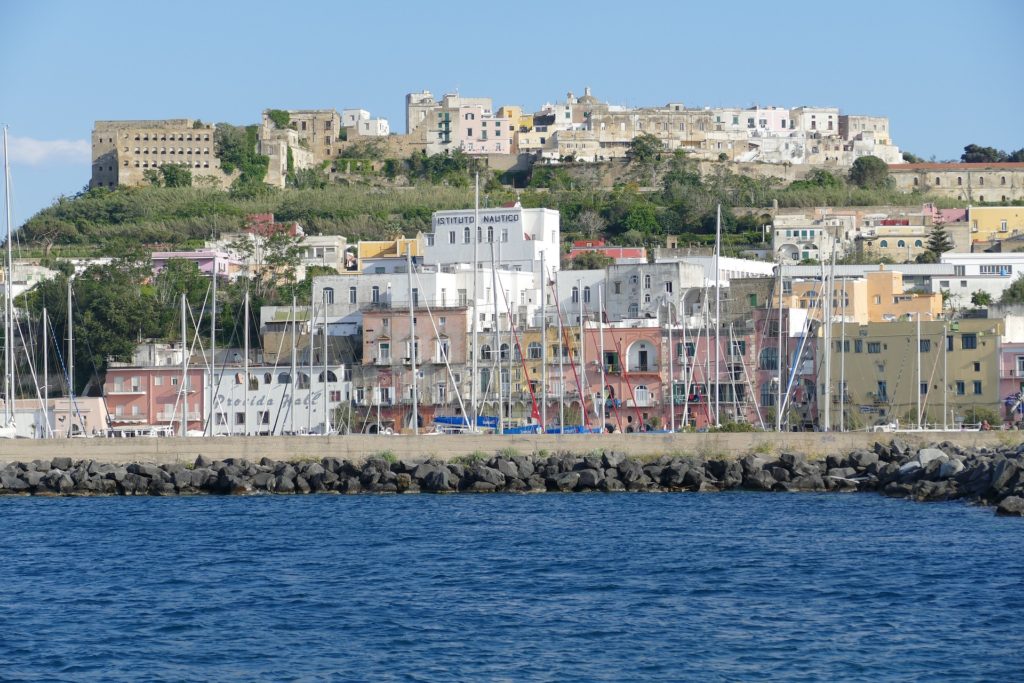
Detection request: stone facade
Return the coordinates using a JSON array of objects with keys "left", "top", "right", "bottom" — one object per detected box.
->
[
  {"left": 91, "top": 119, "right": 226, "bottom": 189},
  {"left": 890, "top": 163, "right": 1024, "bottom": 202}
]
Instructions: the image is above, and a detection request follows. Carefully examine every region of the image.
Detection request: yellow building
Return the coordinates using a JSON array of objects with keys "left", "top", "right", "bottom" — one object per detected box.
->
[
  {"left": 780, "top": 266, "right": 942, "bottom": 323},
  {"left": 967, "top": 206, "right": 1024, "bottom": 243}
]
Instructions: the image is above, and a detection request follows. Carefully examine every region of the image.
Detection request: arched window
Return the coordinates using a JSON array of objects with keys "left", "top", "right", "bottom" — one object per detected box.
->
[
  {"left": 759, "top": 347, "right": 779, "bottom": 370},
  {"left": 487, "top": 225, "right": 494, "bottom": 242},
  {"left": 234, "top": 373, "right": 244, "bottom": 385},
  {"left": 481, "top": 344, "right": 492, "bottom": 360},
  {"left": 571, "top": 286, "right": 579, "bottom": 303},
  {"left": 499, "top": 343, "right": 510, "bottom": 360},
  {"left": 1001, "top": 176, "right": 1007, "bottom": 186},
  {"left": 628, "top": 303, "right": 639, "bottom": 317},
  {"left": 897, "top": 240, "right": 906, "bottom": 248},
  {"left": 528, "top": 341, "right": 542, "bottom": 359},
  {"left": 879, "top": 240, "right": 888, "bottom": 248},
  {"left": 319, "top": 370, "right": 337, "bottom": 383},
  {"left": 297, "top": 373, "right": 310, "bottom": 389},
  {"left": 957, "top": 177, "right": 963, "bottom": 186},
  {"left": 979, "top": 177, "right": 985, "bottom": 186},
  {"left": 634, "top": 384, "right": 650, "bottom": 405},
  {"left": 913, "top": 177, "right": 919, "bottom": 186},
  {"left": 278, "top": 372, "right": 291, "bottom": 384},
  {"left": 248, "top": 374, "right": 259, "bottom": 390},
  {"left": 914, "top": 240, "right": 923, "bottom": 247},
  {"left": 583, "top": 286, "right": 591, "bottom": 303},
  {"left": 935, "top": 177, "right": 941, "bottom": 186},
  {"left": 464, "top": 227, "right": 471, "bottom": 244},
  {"left": 323, "top": 287, "right": 334, "bottom": 304},
  {"left": 264, "top": 372, "right": 272, "bottom": 385}
]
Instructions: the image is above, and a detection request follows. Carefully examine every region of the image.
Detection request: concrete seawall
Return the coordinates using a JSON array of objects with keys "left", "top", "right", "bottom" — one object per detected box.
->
[{"left": 1, "top": 431, "right": 1020, "bottom": 466}]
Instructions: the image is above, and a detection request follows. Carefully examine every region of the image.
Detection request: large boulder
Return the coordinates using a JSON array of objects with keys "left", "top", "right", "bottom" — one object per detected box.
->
[
  {"left": 996, "top": 496, "right": 1024, "bottom": 516},
  {"left": 939, "top": 459, "right": 965, "bottom": 479},
  {"left": 470, "top": 465, "right": 506, "bottom": 488},
  {"left": 576, "top": 469, "right": 602, "bottom": 490},
  {"left": 742, "top": 469, "right": 775, "bottom": 491},
  {"left": 491, "top": 458, "right": 519, "bottom": 480},
  {"left": 0, "top": 472, "right": 30, "bottom": 491},
  {"left": 617, "top": 459, "right": 644, "bottom": 484},
  {"left": 423, "top": 467, "right": 459, "bottom": 492},
  {"left": 849, "top": 450, "right": 879, "bottom": 470},
  {"left": 550, "top": 471, "right": 580, "bottom": 492},
  {"left": 917, "top": 448, "right": 948, "bottom": 467},
  {"left": 51, "top": 456, "right": 73, "bottom": 471},
  {"left": 991, "top": 459, "right": 1020, "bottom": 493}
]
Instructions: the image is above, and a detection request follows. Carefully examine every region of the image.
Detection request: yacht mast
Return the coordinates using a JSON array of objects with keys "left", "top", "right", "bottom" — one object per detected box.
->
[
  {"left": 470, "top": 172, "right": 479, "bottom": 432},
  {"left": 67, "top": 278, "right": 74, "bottom": 429},
  {"left": 290, "top": 295, "right": 297, "bottom": 434},
  {"left": 208, "top": 266, "right": 217, "bottom": 435},
  {"left": 243, "top": 289, "right": 250, "bottom": 436},
  {"left": 3, "top": 127, "right": 15, "bottom": 426},
  {"left": 323, "top": 287, "right": 330, "bottom": 436},
  {"left": 407, "top": 242, "right": 418, "bottom": 435},
  {"left": 714, "top": 204, "right": 722, "bottom": 426},
  {"left": 598, "top": 283, "right": 605, "bottom": 431},
  {"left": 540, "top": 250, "right": 547, "bottom": 429},
  {"left": 42, "top": 308, "right": 48, "bottom": 438},
  {"left": 180, "top": 293, "right": 187, "bottom": 437},
  {"left": 578, "top": 277, "right": 585, "bottom": 431}
]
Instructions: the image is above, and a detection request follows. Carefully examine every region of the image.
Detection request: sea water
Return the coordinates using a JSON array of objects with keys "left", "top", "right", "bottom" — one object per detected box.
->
[{"left": 1, "top": 492, "right": 1022, "bottom": 681}]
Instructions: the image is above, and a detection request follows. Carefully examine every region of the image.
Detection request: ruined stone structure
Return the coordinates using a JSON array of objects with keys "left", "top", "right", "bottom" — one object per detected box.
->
[{"left": 91, "top": 119, "right": 227, "bottom": 189}]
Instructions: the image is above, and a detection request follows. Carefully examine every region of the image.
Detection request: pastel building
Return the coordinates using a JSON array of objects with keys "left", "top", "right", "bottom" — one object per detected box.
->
[{"left": 425, "top": 206, "right": 560, "bottom": 274}]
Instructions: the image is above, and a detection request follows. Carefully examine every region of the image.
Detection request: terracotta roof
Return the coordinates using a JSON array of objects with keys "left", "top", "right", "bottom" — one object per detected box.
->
[{"left": 889, "top": 163, "right": 1024, "bottom": 171}]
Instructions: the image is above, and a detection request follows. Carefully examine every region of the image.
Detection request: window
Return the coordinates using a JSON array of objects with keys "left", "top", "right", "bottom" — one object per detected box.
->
[
  {"left": 371, "top": 286, "right": 380, "bottom": 304},
  {"left": 1017, "top": 356, "right": 1024, "bottom": 375},
  {"left": 760, "top": 383, "right": 775, "bottom": 407},
  {"left": 378, "top": 342, "right": 391, "bottom": 363},
  {"left": 644, "top": 275, "right": 651, "bottom": 289},
  {"left": 973, "top": 361, "right": 981, "bottom": 372},
  {"left": 235, "top": 412, "right": 245, "bottom": 425},
  {"left": 957, "top": 177, "right": 963, "bottom": 186},
  {"left": 347, "top": 287, "right": 356, "bottom": 304},
  {"left": 628, "top": 303, "right": 639, "bottom": 317},
  {"left": 867, "top": 342, "right": 881, "bottom": 354},
  {"left": 920, "top": 383, "right": 928, "bottom": 396},
  {"left": 979, "top": 177, "right": 985, "bottom": 186},
  {"left": 935, "top": 177, "right": 941, "bottom": 186},
  {"left": 323, "top": 287, "right": 334, "bottom": 304},
  {"left": 481, "top": 344, "right": 492, "bottom": 361},
  {"left": 897, "top": 240, "right": 906, "bottom": 248},
  {"left": 880, "top": 240, "right": 888, "bottom": 248},
  {"left": 614, "top": 282, "right": 621, "bottom": 294},
  {"left": 973, "top": 380, "right": 983, "bottom": 395},
  {"left": 759, "top": 347, "right": 778, "bottom": 370},
  {"left": 502, "top": 227, "right": 509, "bottom": 243},
  {"left": 583, "top": 286, "right": 591, "bottom": 304},
  {"left": 873, "top": 295, "right": 882, "bottom": 305},
  {"left": 154, "top": 376, "right": 163, "bottom": 386},
  {"left": 920, "top": 339, "right": 931, "bottom": 352},
  {"left": 956, "top": 381, "right": 965, "bottom": 395},
  {"left": 749, "top": 293, "right": 758, "bottom": 307},
  {"left": 855, "top": 339, "right": 863, "bottom": 353},
  {"left": 528, "top": 342, "right": 542, "bottom": 359},
  {"left": 877, "top": 381, "right": 888, "bottom": 400},
  {"left": 319, "top": 370, "right": 338, "bottom": 383},
  {"left": 463, "top": 227, "right": 471, "bottom": 244},
  {"left": 1001, "top": 220, "right": 1008, "bottom": 232},
  {"left": 278, "top": 372, "right": 291, "bottom": 384},
  {"left": 571, "top": 286, "right": 579, "bottom": 303},
  {"left": 962, "top": 334, "right": 977, "bottom": 350}
]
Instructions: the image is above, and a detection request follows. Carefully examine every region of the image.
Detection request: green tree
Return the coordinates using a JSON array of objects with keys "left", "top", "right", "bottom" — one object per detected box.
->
[
  {"left": 961, "top": 144, "right": 1008, "bottom": 163},
  {"left": 921, "top": 222, "right": 953, "bottom": 261},
  {"left": 627, "top": 133, "right": 663, "bottom": 164},
  {"left": 999, "top": 274, "right": 1024, "bottom": 305},
  {"left": 971, "top": 290, "right": 993, "bottom": 307},
  {"left": 902, "top": 151, "right": 925, "bottom": 163},
  {"left": 160, "top": 163, "right": 192, "bottom": 188},
  {"left": 154, "top": 259, "right": 210, "bottom": 311},
  {"left": 848, "top": 155, "right": 891, "bottom": 189},
  {"left": 566, "top": 251, "right": 614, "bottom": 270},
  {"left": 624, "top": 203, "right": 659, "bottom": 233}
]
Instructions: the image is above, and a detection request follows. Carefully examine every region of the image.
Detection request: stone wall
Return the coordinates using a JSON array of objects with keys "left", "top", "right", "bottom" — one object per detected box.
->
[{"left": 0, "top": 431, "right": 1017, "bottom": 467}]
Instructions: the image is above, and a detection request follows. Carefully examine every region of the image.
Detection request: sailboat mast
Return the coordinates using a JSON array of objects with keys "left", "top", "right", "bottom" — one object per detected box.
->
[
  {"left": 598, "top": 284, "right": 605, "bottom": 432},
  {"left": 490, "top": 239, "right": 501, "bottom": 433},
  {"left": 556, "top": 278, "right": 564, "bottom": 431},
  {"left": 323, "top": 287, "right": 330, "bottom": 436},
  {"left": 290, "top": 295, "right": 297, "bottom": 434},
  {"left": 577, "top": 277, "right": 584, "bottom": 430},
  {"left": 667, "top": 299, "right": 674, "bottom": 433},
  {"left": 714, "top": 204, "right": 721, "bottom": 425},
  {"left": 67, "top": 278, "right": 74, "bottom": 411},
  {"left": 42, "top": 308, "right": 48, "bottom": 438},
  {"left": 209, "top": 265, "right": 217, "bottom": 435},
  {"left": 540, "top": 250, "right": 547, "bottom": 430},
  {"left": 3, "top": 127, "right": 13, "bottom": 425},
  {"left": 243, "top": 289, "right": 250, "bottom": 436},
  {"left": 180, "top": 293, "right": 187, "bottom": 437},
  {"left": 470, "top": 172, "right": 479, "bottom": 432},
  {"left": 407, "top": 242, "right": 418, "bottom": 435},
  {"left": 776, "top": 256, "right": 784, "bottom": 432}
]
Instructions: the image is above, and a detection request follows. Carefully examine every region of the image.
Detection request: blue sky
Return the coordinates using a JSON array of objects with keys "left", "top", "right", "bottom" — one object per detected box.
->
[{"left": 2, "top": 0, "right": 1022, "bottom": 232}]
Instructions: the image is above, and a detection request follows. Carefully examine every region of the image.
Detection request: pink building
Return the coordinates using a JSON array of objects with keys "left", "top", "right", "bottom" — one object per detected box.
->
[
  {"left": 998, "top": 341, "right": 1024, "bottom": 425},
  {"left": 456, "top": 105, "right": 513, "bottom": 155},
  {"left": 745, "top": 106, "right": 793, "bottom": 135},
  {"left": 358, "top": 304, "right": 471, "bottom": 433},
  {"left": 151, "top": 249, "right": 243, "bottom": 280},
  {"left": 103, "top": 343, "right": 205, "bottom": 433}
]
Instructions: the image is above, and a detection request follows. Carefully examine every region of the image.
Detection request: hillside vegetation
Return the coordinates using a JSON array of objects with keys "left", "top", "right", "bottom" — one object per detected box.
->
[{"left": 19, "top": 151, "right": 965, "bottom": 255}]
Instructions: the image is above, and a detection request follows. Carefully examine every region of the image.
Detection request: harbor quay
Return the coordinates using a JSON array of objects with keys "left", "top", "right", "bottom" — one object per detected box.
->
[{"left": 0, "top": 430, "right": 1018, "bottom": 467}]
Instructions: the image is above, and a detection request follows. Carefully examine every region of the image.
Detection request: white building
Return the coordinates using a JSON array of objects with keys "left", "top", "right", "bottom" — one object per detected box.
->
[
  {"left": 772, "top": 213, "right": 858, "bottom": 263},
  {"left": 424, "top": 206, "right": 560, "bottom": 274},
  {"left": 935, "top": 253, "right": 1024, "bottom": 304},
  {"left": 209, "top": 362, "right": 350, "bottom": 436}
]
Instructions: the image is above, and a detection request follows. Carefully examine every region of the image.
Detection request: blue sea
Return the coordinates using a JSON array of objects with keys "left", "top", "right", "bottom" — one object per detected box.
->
[{"left": 1, "top": 492, "right": 1022, "bottom": 682}]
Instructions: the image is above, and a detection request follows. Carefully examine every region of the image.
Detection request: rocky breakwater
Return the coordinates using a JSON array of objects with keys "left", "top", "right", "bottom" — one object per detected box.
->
[{"left": 2, "top": 439, "right": 1024, "bottom": 515}]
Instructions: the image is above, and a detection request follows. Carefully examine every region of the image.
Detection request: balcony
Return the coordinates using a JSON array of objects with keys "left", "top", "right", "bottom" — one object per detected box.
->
[
  {"left": 107, "top": 386, "right": 146, "bottom": 395},
  {"left": 374, "top": 356, "right": 391, "bottom": 366},
  {"left": 156, "top": 411, "right": 201, "bottom": 422}
]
